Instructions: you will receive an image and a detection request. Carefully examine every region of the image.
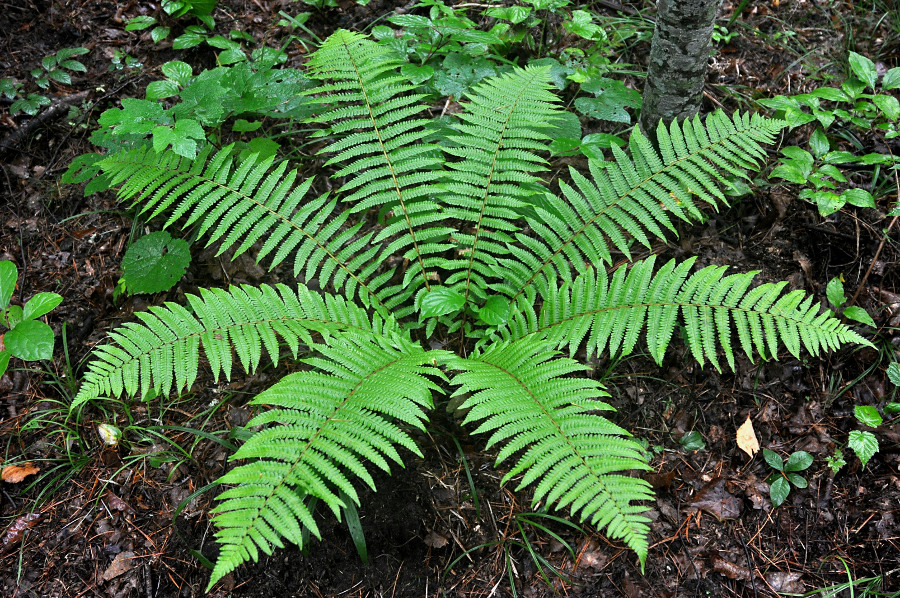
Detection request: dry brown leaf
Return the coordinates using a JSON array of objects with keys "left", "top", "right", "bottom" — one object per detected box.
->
[
  {"left": 424, "top": 531, "right": 448, "bottom": 548},
  {"left": 690, "top": 477, "right": 742, "bottom": 520},
  {"left": 1, "top": 462, "right": 40, "bottom": 483},
  {"left": 101, "top": 551, "right": 137, "bottom": 582},
  {"left": 736, "top": 416, "right": 759, "bottom": 457}
]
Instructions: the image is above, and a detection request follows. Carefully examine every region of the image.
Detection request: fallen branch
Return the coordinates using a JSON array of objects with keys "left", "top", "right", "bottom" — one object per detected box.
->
[{"left": 0, "top": 90, "right": 91, "bottom": 156}]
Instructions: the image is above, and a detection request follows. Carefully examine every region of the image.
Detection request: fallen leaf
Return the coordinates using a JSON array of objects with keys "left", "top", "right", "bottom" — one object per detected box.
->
[
  {"left": 101, "top": 551, "right": 137, "bottom": 581},
  {"left": 424, "top": 531, "right": 448, "bottom": 548},
  {"left": 1, "top": 462, "right": 40, "bottom": 483},
  {"left": 766, "top": 571, "right": 803, "bottom": 593},
  {"left": 736, "top": 416, "right": 759, "bottom": 457},
  {"left": 710, "top": 552, "right": 751, "bottom": 580},
  {"left": 0, "top": 512, "right": 40, "bottom": 555},
  {"left": 690, "top": 477, "right": 742, "bottom": 520}
]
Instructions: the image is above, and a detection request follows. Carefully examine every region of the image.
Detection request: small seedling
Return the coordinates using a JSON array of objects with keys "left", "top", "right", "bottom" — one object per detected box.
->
[
  {"left": 849, "top": 406, "right": 881, "bottom": 468},
  {"left": 0, "top": 261, "right": 63, "bottom": 378},
  {"left": 825, "top": 276, "right": 876, "bottom": 327},
  {"left": 763, "top": 448, "right": 813, "bottom": 508},
  {"left": 119, "top": 231, "right": 191, "bottom": 295}
]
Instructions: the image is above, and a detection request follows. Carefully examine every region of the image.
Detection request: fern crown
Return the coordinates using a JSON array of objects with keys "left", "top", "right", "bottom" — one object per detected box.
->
[{"left": 71, "top": 30, "right": 869, "bottom": 591}]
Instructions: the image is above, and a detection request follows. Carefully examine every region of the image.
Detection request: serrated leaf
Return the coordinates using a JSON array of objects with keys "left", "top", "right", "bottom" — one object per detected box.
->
[
  {"left": 854, "top": 405, "right": 883, "bottom": 428},
  {"left": 420, "top": 287, "right": 465, "bottom": 318},
  {"left": 848, "top": 52, "right": 877, "bottom": 89},
  {"left": 161, "top": 61, "right": 193, "bottom": 86},
  {"left": 400, "top": 64, "right": 433, "bottom": 85},
  {"left": 763, "top": 448, "right": 783, "bottom": 470},
  {"left": 23, "top": 292, "right": 62, "bottom": 320},
  {"left": 769, "top": 476, "right": 790, "bottom": 507},
  {"left": 146, "top": 80, "right": 181, "bottom": 101},
  {"left": 121, "top": 231, "right": 191, "bottom": 294},
  {"left": 843, "top": 306, "right": 875, "bottom": 328},
  {"left": 826, "top": 277, "right": 846, "bottom": 310},
  {"left": 848, "top": 430, "right": 878, "bottom": 467},
  {"left": 5, "top": 320, "right": 54, "bottom": 361},
  {"left": 476, "top": 296, "right": 509, "bottom": 326},
  {"left": 0, "top": 261, "right": 16, "bottom": 308},
  {"left": 784, "top": 451, "right": 813, "bottom": 472}
]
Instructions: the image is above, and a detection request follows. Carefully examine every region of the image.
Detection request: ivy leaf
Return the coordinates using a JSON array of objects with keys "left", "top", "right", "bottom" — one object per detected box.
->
[
  {"left": 854, "top": 405, "right": 883, "bottom": 428},
  {"left": 769, "top": 476, "right": 790, "bottom": 507},
  {"left": 5, "top": 320, "right": 54, "bottom": 361},
  {"left": 0, "top": 261, "right": 16, "bottom": 309},
  {"left": 848, "top": 430, "right": 878, "bottom": 467},
  {"left": 848, "top": 51, "right": 877, "bottom": 89},
  {"left": 121, "top": 231, "right": 191, "bottom": 294},
  {"left": 420, "top": 287, "right": 465, "bottom": 318},
  {"left": 23, "top": 292, "right": 63, "bottom": 320}
]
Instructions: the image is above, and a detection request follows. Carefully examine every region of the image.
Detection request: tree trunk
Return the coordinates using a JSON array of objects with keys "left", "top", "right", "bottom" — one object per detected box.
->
[{"left": 639, "top": 0, "right": 723, "bottom": 134}]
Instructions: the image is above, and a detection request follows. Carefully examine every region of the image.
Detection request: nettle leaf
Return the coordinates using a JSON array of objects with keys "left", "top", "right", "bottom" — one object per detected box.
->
[
  {"left": 23, "top": 292, "right": 63, "bottom": 320},
  {"left": 854, "top": 405, "right": 883, "bottom": 428},
  {"left": 848, "top": 430, "right": 878, "bottom": 467},
  {"left": 420, "top": 287, "right": 465, "bottom": 318},
  {"left": 0, "top": 261, "right": 16, "bottom": 308},
  {"left": 121, "top": 231, "right": 191, "bottom": 294},
  {"left": 5, "top": 320, "right": 54, "bottom": 361},
  {"left": 848, "top": 51, "right": 877, "bottom": 89}
]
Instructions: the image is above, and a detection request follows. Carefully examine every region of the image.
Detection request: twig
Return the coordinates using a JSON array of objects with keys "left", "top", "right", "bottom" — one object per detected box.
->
[{"left": 0, "top": 89, "right": 91, "bottom": 156}]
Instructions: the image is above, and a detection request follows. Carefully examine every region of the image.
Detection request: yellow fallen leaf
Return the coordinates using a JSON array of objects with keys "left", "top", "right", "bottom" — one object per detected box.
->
[{"left": 736, "top": 416, "right": 759, "bottom": 458}]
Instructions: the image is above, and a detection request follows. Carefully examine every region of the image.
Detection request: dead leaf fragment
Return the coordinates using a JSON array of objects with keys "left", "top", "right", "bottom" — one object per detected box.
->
[
  {"left": 736, "top": 416, "right": 759, "bottom": 457},
  {"left": 424, "top": 531, "right": 448, "bottom": 548},
  {"left": 690, "top": 477, "right": 742, "bottom": 520},
  {"left": 101, "top": 551, "right": 137, "bottom": 581},
  {"left": 0, "top": 512, "right": 40, "bottom": 555},
  {"left": 1, "top": 462, "right": 40, "bottom": 483}
]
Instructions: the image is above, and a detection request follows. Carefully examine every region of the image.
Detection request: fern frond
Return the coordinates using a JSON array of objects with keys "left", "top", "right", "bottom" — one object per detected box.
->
[
  {"left": 447, "top": 339, "right": 653, "bottom": 565},
  {"left": 304, "top": 30, "right": 450, "bottom": 308},
  {"left": 498, "top": 111, "right": 787, "bottom": 301},
  {"left": 438, "top": 65, "right": 562, "bottom": 306},
  {"left": 507, "top": 256, "right": 872, "bottom": 371},
  {"left": 97, "top": 143, "right": 410, "bottom": 313},
  {"left": 207, "top": 336, "right": 445, "bottom": 589},
  {"left": 72, "top": 283, "right": 402, "bottom": 410}
]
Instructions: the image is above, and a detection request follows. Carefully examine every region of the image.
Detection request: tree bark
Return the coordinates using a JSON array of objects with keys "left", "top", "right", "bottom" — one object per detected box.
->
[{"left": 639, "top": 0, "right": 723, "bottom": 134}]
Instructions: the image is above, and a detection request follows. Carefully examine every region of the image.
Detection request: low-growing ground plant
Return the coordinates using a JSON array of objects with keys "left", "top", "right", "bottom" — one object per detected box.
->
[
  {"left": 0, "top": 260, "right": 63, "bottom": 378},
  {"left": 66, "top": 30, "right": 869, "bottom": 590}
]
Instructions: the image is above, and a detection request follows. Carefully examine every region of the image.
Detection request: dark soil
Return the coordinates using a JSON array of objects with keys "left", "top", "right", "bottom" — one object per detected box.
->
[{"left": 1, "top": 1, "right": 899, "bottom": 597}]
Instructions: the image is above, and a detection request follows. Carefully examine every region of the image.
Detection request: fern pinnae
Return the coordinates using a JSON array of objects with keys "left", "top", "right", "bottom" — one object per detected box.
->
[
  {"left": 447, "top": 338, "right": 653, "bottom": 565},
  {"left": 208, "top": 336, "right": 446, "bottom": 589}
]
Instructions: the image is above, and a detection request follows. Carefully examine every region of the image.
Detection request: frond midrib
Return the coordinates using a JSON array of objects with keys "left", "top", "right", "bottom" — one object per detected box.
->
[
  {"left": 337, "top": 33, "right": 431, "bottom": 293},
  {"left": 509, "top": 125, "right": 761, "bottom": 302}
]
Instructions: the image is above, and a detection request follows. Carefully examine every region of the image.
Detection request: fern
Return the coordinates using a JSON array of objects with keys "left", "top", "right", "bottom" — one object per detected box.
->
[{"left": 67, "top": 28, "right": 873, "bottom": 592}]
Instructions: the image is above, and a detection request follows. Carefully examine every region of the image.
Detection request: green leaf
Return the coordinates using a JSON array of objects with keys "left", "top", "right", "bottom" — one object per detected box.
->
[
  {"left": 161, "top": 61, "right": 193, "bottom": 86},
  {"left": 784, "top": 451, "right": 813, "bottom": 472},
  {"left": 23, "top": 292, "right": 63, "bottom": 320},
  {"left": 884, "top": 402, "right": 900, "bottom": 414},
  {"left": 848, "top": 51, "right": 877, "bottom": 89},
  {"left": 232, "top": 119, "right": 262, "bottom": 132},
  {"left": 786, "top": 472, "right": 807, "bottom": 488},
  {"left": 813, "top": 190, "right": 844, "bottom": 216},
  {"left": 126, "top": 15, "right": 157, "bottom": 30},
  {"left": 769, "top": 476, "right": 790, "bottom": 507},
  {"left": 400, "top": 64, "right": 434, "bottom": 85},
  {"left": 46, "top": 69, "right": 71, "bottom": 85},
  {"left": 121, "top": 231, "right": 192, "bottom": 294},
  {"left": 151, "top": 26, "right": 171, "bottom": 43},
  {"left": 763, "top": 448, "right": 783, "bottom": 471},
  {"left": 679, "top": 430, "right": 706, "bottom": 452},
  {"left": 5, "top": 305, "right": 23, "bottom": 329},
  {"left": 883, "top": 67, "right": 900, "bottom": 90},
  {"left": 173, "top": 28, "right": 207, "bottom": 49},
  {"left": 59, "top": 60, "right": 87, "bottom": 72},
  {"left": 0, "top": 261, "right": 16, "bottom": 309},
  {"left": 854, "top": 405, "right": 883, "bottom": 428},
  {"left": 848, "top": 430, "right": 878, "bottom": 467},
  {"left": 808, "top": 128, "right": 829, "bottom": 159},
  {"left": 432, "top": 53, "right": 496, "bottom": 98},
  {"left": 476, "top": 296, "right": 510, "bottom": 326},
  {"left": 822, "top": 151, "right": 858, "bottom": 164},
  {"left": 420, "top": 287, "right": 465, "bottom": 318},
  {"left": 146, "top": 80, "right": 181, "bottom": 101},
  {"left": 873, "top": 94, "right": 900, "bottom": 121},
  {"left": 5, "top": 320, "right": 55, "bottom": 361},
  {"left": 0, "top": 350, "right": 9, "bottom": 379},
  {"left": 843, "top": 306, "right": 875, "bottom": 328},
  {"left": 888, "top": 362, "right": 900, "bottom": 386},
  {"left": 825, "top": 277, "right": 845, "bottom": 310}
]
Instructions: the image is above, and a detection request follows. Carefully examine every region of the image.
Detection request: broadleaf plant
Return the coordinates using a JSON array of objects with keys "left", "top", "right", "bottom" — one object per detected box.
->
[{"left": 67, "top": 30, "right": 871, "bottom": 591}]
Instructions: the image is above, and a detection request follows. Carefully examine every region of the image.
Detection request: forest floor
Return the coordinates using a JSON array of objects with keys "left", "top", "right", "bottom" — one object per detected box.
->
[{"left": 1, "top": 0, "right": 899, "bottom": 597}]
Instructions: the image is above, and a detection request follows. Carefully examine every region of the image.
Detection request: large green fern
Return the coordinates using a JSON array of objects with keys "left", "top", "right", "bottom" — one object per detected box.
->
[{"left": 69, "top": 29, "right": 870, "bottom": 592}]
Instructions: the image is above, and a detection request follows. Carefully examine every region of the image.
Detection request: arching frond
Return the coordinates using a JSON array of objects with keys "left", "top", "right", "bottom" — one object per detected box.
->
[
  {"left": 72, "top": 283, "right": 402, "bottom": 410},
  {"left": 96, "top": 144, "right": 406, "bottom": 313},
  {"left": 497, "top": 111, "right": 787, "bottom": 300},
  {"left": 438, "top": 65, "right": 562, "bottom": 306},
  {"left": 507, "top": 256, "right": 872, "bottom": 371},
  {"left": 447, "top": 339, "right": 653, "bottom": 566},
  {"left": 304, "top": 30, "right": 450, "bottom": 309},
  {"left": 207, "top": 336, "right": 445, "bottom": 589}
]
